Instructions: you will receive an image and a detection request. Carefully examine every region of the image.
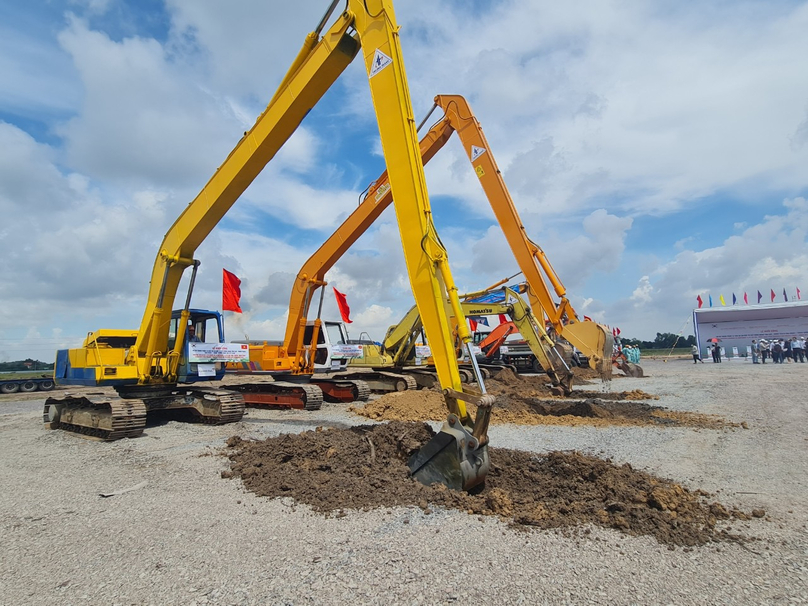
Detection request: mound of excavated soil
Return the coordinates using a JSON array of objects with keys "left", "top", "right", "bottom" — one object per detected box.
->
[
  {"left": 350, "top": 381, "right": 735, "bottom": 429},
  {"left": 223, "top": 421, "right": 757, "bottom": 547}
]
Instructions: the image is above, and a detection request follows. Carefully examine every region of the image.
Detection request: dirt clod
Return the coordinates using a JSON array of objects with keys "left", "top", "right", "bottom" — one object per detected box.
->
[{"left": 225, "top": 421, "right": 751, "bottom": 546}]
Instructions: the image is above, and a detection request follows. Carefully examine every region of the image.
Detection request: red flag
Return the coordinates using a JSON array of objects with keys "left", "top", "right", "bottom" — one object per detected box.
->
[
  {"left": 468, "top": 318, "right": 478, "bottom": 332},
  {"left": 696, "top": 295, "right": 703, "bottom": 308},
  {"left": 498, "top": 314, "right": 508, "bottom": 324},
  {"left": 770, "top": 289, "right": 776, "bottom": 302},
  {"left": 612, "top": 328, "right": 617, "bottom": 337},
  {"left": 616, "top": 327, "right": 621, "bottom": 336},
  {"left": 798, "top": 288, "right": 802, "bottom": 300},
  {"left": 583, "top": 315, "right": 593, "bottom": 321},
  {"left": 743, "top": 292, "right": 748, "bottom": 304},
  {"left": 333, "top": 287, "right": 352, "bottom": 323},
  {"left": 222, "top": 269, "right": 242, "bottom": 313}
]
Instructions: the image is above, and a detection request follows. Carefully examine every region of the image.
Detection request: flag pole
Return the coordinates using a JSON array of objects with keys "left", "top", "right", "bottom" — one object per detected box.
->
[{"left": 663, "top": 315, "right": 693, "bottom": 363}]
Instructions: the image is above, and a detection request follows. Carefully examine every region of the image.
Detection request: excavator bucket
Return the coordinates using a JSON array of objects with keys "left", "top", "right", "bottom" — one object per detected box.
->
[
  {"left": 409, "top": 392, "right": 494, "bottom": 491},
  {"left": 615, "top": 358, "right": 644, "bottom": 378},
  {"left": 563, "top": 321, "right": 615, "bottom": 378},
  {"left": 408, "top": 417, "right": 490, "bottom": 491}
]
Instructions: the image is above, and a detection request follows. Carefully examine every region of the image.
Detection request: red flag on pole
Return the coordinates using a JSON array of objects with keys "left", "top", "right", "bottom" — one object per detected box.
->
[
  {"left": 770, "top": 289, "right": 776, "bottom": 302},
  {"left": 468, "top": 318, "right": 478, "bottom": 332},
  {"left": 616, "top": 327, "right": 621, "bottom": 335},
  {"left": 222, "top": 269, "right": 242, "bottom": 313},
  {"left": 798, "top": 288, "right": 802, "bottom": 300},
  {"left": 743, "top": 292, "right": 748, "bottom": 304},
  {"left": 333, "top": 288, "right": 352, "bottom": 324},
  {"left": 696, "top": 295, "right": 703, "bottom": 309},
  {"left": 583, "top": 315, "right": 593, "bottom": 322},
  {"left": 498, "top": 314, "right": 508, "bottom": 324}
]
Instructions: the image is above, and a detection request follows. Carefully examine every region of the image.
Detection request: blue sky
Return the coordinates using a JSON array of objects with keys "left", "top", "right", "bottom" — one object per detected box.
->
[{"left": 1, "top": 0, "right": 807, "bottom": 361}]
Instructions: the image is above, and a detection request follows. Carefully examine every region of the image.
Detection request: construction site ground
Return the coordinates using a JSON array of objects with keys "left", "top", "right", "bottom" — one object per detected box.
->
[{"left": 1, "top": 360, "right": 806, "bottom": 604}]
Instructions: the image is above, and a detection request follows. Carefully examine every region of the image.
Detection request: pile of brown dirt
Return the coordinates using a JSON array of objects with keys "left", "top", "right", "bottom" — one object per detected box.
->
[
  {"left": 350, "top": 386, "right": 736, "bottom": 429},
  {"left": 223, "top": 421, "right": 757, "bottom": 546}
]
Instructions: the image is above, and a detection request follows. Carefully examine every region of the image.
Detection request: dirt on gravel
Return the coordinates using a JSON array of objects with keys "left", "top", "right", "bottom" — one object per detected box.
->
[
  {"left": 350, "top": 369, "right": 737, "bottom": 429},
  {"left": 224, "top": 420, "right": 758, "bottom": 547}
]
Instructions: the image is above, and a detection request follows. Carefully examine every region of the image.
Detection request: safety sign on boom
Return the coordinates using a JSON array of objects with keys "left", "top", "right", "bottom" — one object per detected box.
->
[
  {"left": 369, "top": 49, "right": 393, "bottom": 78},
  {"left": 470, "top": 145, "right": 487, "bottom": 161}
]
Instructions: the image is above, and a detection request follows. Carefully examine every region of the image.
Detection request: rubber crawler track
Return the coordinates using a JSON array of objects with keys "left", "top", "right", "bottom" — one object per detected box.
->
[{"left": 233, "top": 381, "right": 324, "bottom": 411}]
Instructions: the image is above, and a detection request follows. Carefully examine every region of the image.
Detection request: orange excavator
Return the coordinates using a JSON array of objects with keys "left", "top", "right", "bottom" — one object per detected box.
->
[{"left": 248, "top": 94, "right": 615, "bottom": 402}]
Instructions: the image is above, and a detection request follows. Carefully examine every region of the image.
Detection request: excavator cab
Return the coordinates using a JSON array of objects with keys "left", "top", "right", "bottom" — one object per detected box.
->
[{"left": 171, "top": 309, "right": 228, "bottom": 384}]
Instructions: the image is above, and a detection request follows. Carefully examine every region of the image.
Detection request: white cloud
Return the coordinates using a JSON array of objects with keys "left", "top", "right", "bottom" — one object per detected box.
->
[{"left": 603, "top": 198, "right": 808, "bottom": 338}]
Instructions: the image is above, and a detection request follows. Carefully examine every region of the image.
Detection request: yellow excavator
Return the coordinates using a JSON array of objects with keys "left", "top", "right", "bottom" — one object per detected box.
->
[
  {"left": 343, "top": 285, "right": 574, "bottom": 396},
  {"left": 46, "top": 0, "right": 492, "bottom": 491}
]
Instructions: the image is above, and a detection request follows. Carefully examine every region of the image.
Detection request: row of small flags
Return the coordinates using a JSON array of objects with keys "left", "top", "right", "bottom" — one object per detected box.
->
[{"left": 697, "top": 288, "right": 802, "bottom": 308}]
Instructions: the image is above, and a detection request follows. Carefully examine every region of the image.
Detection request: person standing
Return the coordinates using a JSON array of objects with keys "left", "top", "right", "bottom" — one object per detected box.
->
[
  {"left": 784, "top": 338, "right": 793, "bottom": 363},
  {"left": 751, "top": 340, "right": 759, "bottom": 364},
  {"left": 710, "top": 342, "right": 718, "bottom": 363},
  {"left": 772, "top": 340, "right": 783, "bottom": 363},
  {"left": 691, "top": 343, "right": 702, "bottom": 364},
  {"left": 796, "top": 337, "right": 806, "bottom": 363},
  {"left": 760, "top": 340, "right": 769, "bottom": 363}
]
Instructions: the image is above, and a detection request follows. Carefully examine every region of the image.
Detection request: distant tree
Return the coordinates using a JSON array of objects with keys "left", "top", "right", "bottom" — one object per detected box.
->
[
  {"left": 618, "top": 334, "right": 696, "bottom": 349},
  {"left": 0, "top": 359, "right": 54, "bottom": 372}
]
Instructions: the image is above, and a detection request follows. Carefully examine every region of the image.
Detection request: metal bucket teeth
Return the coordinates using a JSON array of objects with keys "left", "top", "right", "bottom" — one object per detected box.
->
[{"left": 408, "top": 416, "right": 490, "bottom": 491}]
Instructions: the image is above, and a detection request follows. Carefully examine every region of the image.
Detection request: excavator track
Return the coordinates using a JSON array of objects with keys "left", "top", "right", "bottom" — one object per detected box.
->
[
  {"left": 334, "top": 370, "right": 417, "bottom": 393},
  {"left": 312, "top": 378, "right": 371, "bottom": 403},
  {"left": 172, "top": 387, "right": 246, "bottom": 424},
  {"left": 43, "top": 393, "right": 147, "bottom": 440},
  {"left": 229, "top": 381, "right": 324, "bottom": 411}
]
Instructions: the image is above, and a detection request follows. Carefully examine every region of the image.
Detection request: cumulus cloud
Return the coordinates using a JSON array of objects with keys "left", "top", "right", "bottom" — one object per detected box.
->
[{"left": 603, "top": 198, "right": 808, "bottom": 337}]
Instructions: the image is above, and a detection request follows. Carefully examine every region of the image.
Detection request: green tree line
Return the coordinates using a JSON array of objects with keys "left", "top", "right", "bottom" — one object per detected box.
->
[
  {"left": 0, "top": 359, "right": 54, "bottom": 372},
  {"left": 620, "top": 333, "right": 696, "bottom": 350}
]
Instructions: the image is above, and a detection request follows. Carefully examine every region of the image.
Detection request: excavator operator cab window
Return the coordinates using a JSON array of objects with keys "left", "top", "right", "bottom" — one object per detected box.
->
[
  {"left": 302, "top": 325, "right": 327, "bottom": 346},
  {"left": 325, "top": 322, "right": 347, "bottom": 346}
]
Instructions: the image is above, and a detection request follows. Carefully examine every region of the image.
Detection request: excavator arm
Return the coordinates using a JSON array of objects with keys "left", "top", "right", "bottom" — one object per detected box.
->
[
  {"left": 429, "top": 95, "right": 615, "bottom": 376},
  {"left": 459, "top": 288, "right": 573, "bottom": 395}
]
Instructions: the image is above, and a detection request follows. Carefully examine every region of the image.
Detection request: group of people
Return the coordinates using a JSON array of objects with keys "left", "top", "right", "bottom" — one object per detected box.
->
[
  {"left": 690, "top": 337, "right": 807, "bottom": 363},
  {"left": 690, "top": 342, "right": 726, "bottom": 363},
  {"left": 751, "top": 338, "right": 806, "bottom": 364}
]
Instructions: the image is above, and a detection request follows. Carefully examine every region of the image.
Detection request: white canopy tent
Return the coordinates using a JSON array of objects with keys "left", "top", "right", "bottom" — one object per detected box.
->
[{"left": 693, "top": 301, "right": 808, "bottom": 359}]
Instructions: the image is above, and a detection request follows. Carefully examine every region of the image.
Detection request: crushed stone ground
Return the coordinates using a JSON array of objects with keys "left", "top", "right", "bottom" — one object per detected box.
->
[
  {"left": 224, "top": 420, "right": 759, "bottom": 547},
  {"left": 349, "top": 368, "right": 737, "bottom": 429}
]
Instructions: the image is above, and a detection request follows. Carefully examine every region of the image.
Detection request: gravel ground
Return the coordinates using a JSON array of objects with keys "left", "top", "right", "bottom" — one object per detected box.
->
[{"left": 1, "top": 359, "right": 806, "bottom": 605}]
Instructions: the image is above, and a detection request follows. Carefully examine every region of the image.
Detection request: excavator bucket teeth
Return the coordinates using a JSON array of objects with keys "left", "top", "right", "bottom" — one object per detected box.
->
[{"left": 408, "top": 419, "right": 490, "bottom": 492}]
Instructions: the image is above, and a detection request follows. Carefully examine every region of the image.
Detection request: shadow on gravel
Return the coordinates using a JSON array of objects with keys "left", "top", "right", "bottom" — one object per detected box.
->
[{"left": 223, "top": 421, "right": 763, "bottom": 547}]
